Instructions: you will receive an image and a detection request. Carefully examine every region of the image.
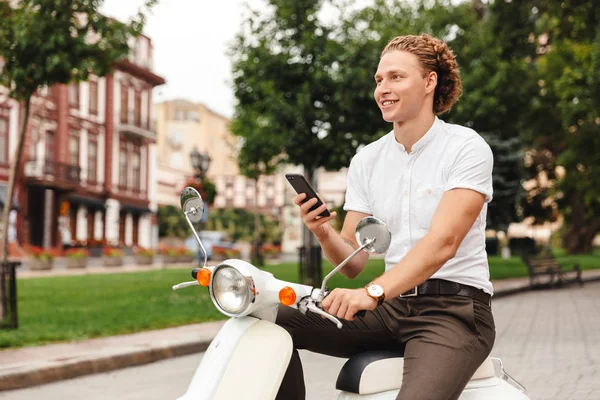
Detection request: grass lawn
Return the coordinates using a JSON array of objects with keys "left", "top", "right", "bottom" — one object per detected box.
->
[{"left": 1, "top": 249, "right": 598, "bottom": 348}]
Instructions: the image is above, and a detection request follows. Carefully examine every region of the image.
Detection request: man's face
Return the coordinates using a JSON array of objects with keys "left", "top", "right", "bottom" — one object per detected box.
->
[{"left": 374, "top": 50, "right": 434, "bottom": 123}]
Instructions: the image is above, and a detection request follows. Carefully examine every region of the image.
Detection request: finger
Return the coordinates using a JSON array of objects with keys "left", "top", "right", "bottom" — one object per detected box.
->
[
  {"left": 337, "top": 302, "right": 349, "bottom": 320},
  {"left": 300, "top": 198, "right": 319, "bottom": 214},
  {"left": 306, "top": 203, "right": 328, "bottom": 220},
  {"left": 294, "top": 193, "right": 307, "bottom": 206},
  {"left": 305, "top": 212, "right": 337, "bottom": 231},
  {"left": 327, "top": 294, "right": 342, "bottom": 317},
  {"left": 344, "top": 306, "right": 357, "bottom": 321}
]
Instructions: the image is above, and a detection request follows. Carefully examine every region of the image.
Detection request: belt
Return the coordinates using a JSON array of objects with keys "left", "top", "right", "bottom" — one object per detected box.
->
[{"left": 400, "top": 279, "right": 491, "bottom": 306}]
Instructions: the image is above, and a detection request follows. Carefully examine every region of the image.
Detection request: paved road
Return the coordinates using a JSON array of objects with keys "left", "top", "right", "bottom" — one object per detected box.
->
[{"left": 2, "top": 282, "right": 599, "bottom": 399}]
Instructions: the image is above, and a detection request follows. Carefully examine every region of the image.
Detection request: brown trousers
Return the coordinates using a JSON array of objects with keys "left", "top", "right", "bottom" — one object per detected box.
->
[{"left": 275, "top": 294, "right": 495, "bottom": 400}]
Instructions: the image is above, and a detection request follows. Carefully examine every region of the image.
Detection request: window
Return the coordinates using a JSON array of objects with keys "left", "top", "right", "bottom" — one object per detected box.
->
[
  {"left": 45, "top": 131, "right": 55, "bottom": 161},
  {"left": 89, "top": 81, "right": 98, "bottom": 114},
  {"left": 134, "top": 92, "right": 141, "bottom": 126},
  {"left": 175, "top": 109, "right": 185, "bottom": 120},
  {"left": 119, "top": 141, "right": 127, "bottom": 187},
  {"left": 45, "top": 131, "right": 55, "bottom": 174},
  {"left": 29, "top": 127, "right": 38, "bottom": 160},
  {"left": 68, "top": 83, "right": 79, "bottom": 108},
  {"left": 0, "top": 118, "right": 7, "bottom": 164},
  {"left": 88, "top": 140, "right": 98, "bottom": 183},
  {"left": 119, "top": 138, "right": 142, "bottom": 190},
  {"left": 132, "top": 152, "right": 141, "bottom": 189},
  {"left": 188, "top": 111, "right": 199, "bottom": 121},
  {"left": 120, "top": 85, "right": 128, "bottom": 123},
  {"left": 69, "top": 134, "right": 79, "bottom": 166}
]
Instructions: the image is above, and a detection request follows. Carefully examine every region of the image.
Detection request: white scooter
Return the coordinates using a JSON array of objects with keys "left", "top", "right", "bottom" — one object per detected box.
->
[{"left": 173, "top": 186, "right": 530, "bottom": 400}]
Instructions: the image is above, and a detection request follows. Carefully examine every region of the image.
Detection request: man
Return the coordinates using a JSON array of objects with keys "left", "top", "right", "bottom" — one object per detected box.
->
[{"left": 276, "top": 34, "right": 496, "bottom": 400}]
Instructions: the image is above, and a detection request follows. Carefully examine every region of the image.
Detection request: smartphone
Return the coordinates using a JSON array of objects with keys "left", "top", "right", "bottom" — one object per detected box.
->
[{"left": 285, "top": 173, "right": 331, "bottom": 217}]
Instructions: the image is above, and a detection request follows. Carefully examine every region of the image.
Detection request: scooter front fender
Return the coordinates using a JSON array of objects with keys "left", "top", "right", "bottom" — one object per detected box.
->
[{"left": 177, "top": 316, "right": 293, "bottom": 400}]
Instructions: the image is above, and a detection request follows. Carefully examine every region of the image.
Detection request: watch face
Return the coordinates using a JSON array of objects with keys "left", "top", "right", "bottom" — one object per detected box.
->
[{"left": 367, "top": 284, "right": 384, "bottom": 297}]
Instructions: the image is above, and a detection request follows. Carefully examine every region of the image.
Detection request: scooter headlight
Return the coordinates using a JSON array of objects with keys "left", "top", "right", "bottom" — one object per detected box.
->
[{"left": 209, "top": 265, "right": 255, "bottom": 316}]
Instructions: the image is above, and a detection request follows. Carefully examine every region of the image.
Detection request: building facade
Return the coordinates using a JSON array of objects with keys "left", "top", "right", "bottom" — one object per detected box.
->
[{"left": 0, "top": 34, "right": 165, "bottom": 253}]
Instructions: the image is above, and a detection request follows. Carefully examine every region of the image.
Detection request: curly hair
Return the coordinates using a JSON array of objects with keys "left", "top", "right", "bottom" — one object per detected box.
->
[{"left": 381, "top": 34, "right": 462, "bottom": 115}]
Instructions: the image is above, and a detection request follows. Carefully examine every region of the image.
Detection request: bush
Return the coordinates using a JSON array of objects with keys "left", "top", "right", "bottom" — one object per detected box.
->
[
  {"left": 65, "top": 248, "right": 89, "bottom": 259},
  {"left": 29, "top": 246, "right": 57, "bottom": 262},
  {"left": 136, "top": 247, "right": 155, "bottom": 257},
  {"left": 509, "top": 237, "right": 537, "bottom": 256},
  {"left": 103, "top": 247, "right": 124, "bottom": 258}
]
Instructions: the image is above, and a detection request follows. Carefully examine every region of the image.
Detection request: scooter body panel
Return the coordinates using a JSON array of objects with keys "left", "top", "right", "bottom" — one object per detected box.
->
[
  {"left": 177, "top": 316, "right": 293, "bottom": 400},
  {"left": 336, "top": 378, "right": 530, "bottom": 399}
]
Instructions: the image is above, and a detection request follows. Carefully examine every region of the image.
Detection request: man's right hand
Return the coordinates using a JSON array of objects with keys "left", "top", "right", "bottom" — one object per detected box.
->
[{"left": 295, "top": 193, "right": 338, "bottom": 240}]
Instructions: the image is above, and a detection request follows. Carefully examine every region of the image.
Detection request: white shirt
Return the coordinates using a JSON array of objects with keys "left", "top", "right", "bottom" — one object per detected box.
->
[{"left": 343, "top": 117, "right": 494, "bottom": 295}]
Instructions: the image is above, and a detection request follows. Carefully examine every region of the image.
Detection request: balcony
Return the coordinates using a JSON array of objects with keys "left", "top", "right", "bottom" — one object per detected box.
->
[
  {"left": 118, "top": 112, "right": 156, "bottom": 141},
  {"left": 24, "top": 159, "right": 81, "bottom": 189}
]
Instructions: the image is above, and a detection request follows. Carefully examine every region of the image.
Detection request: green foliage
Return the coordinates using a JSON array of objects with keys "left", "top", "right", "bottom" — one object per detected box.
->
[
  {"left": 158, "top": 205, "right": 189, "bottom": 239},
  {"left": 205, "top": 208, "right": 282, "bottom": 244},
  {"left": 2, "top": 249, "right": 599, "bottom": 347},
  {"left": 184, "top": 177, "right": 217, "bottom": 205},
  {"left": 0, "top": 0, "right": 157, "bottom": 100}
]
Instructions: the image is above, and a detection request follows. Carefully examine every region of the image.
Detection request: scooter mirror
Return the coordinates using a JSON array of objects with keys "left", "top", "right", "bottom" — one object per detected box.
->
[
  {"left": 180, "top": 187, "right": 205, "bottom": 223},
  {"left": 355, "top": 217, "right": 391, "bottom": 254}
]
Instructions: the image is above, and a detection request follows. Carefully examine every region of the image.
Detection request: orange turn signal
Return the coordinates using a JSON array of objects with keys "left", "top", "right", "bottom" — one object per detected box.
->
[
  {"left": 278, "top": 286, "right": 297, "bottom": 306},
  {"left": 197, "top": 268, "right": 212, "bottom": 287}
]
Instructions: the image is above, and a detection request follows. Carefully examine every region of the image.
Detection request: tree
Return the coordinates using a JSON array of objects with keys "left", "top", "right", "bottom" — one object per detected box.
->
[
  {"left": 517, "top": 1, "right": 600, "bottom": 253},
  {"left": 230, "top": 0, "right": 393, "bottom": 284},
  {"left": 0, "top": 0, "right": 156, "bottom": 323}
]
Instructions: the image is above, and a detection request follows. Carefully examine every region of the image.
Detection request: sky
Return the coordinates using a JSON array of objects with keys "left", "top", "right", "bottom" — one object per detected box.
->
[
  {"left": 101, "top": 0, "right": 367, "bottom": 119},
  {"left": 102, "top": 0, "right": 258, "bottom": 118}
]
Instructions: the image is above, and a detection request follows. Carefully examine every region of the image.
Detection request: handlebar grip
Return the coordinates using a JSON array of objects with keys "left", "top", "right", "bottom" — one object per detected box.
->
[{"left": 354, "top": 310, "right": 367, "bottom": 319}]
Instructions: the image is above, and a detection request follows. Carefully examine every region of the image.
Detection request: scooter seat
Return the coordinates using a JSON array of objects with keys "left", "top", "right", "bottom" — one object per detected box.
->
[{"left": 336, "top": 351, "right": 496, "bottom": 395}]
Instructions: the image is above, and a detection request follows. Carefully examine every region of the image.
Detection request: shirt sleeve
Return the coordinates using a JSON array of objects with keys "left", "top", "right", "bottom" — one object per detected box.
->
[
  {"left": 343, "top": 155, "right": 372, "bottom": 214},
  {"left": 445, "top": 136, "right": 494, "bottom": 203}
]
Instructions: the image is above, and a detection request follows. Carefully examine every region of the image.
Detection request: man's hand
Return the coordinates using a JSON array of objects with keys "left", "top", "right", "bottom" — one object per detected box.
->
[
  {"left": 322, "top": 288, "right": 377, "bottom": 321},
  {"left": 295, "top": 193, "right": 337, "bottom": 240}
]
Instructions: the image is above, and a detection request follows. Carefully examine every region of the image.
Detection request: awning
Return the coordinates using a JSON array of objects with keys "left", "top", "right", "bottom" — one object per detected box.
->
[
  {"left": 0, "top": 185, "right": 20, "bottom": 211},
  {"left": 121, "top": 204, "right": 152, "bottom": 215},
  {"left": 67, "top": 194, "right": 106, "bottom": 209}
]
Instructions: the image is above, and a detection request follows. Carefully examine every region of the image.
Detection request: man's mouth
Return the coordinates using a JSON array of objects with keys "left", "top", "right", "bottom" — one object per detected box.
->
[{"left": 381, "top": 100, "right": 398, "bottom": 107}]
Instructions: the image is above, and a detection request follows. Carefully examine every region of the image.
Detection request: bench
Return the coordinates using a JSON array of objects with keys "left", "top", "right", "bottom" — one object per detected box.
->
[{"left": 521, "top": 254, "right": 583, "bottom": 289}]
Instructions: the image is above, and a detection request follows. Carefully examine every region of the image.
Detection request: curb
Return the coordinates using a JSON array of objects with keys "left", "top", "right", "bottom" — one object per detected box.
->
[
  {"left": 1, "top": 276, "right": 599, "bottom": 391},
  {"left": 0, "top": 338, "right": 212, "bottom": 391}
]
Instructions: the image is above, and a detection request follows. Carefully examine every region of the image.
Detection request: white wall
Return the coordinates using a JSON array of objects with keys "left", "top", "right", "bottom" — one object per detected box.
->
[
  {"left": 125, "top": 213, "right": 133, "bottom": 246},
  {"left": 76, "top": 206, "right": 87, "bottom": 242},
  {"left": 105, "top": 199, "right": 120, "bottom": 244}
]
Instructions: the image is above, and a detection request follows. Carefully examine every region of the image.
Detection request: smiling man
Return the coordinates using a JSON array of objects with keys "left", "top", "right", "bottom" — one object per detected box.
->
[{"left": 277, "top": 34, "right": 496, "bottom": 400}]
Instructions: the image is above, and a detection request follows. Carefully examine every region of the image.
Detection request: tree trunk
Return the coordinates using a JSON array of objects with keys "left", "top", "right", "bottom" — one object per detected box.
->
[
  {"left": 1, "top": 96, "right": 31, "bottom": 322},
  {"left": 301, "top": 167, "right": 321, "bottom": 286},
  {"left": 561, "top": 196, "right": 600, "bottom": 254},
  {"left": 253, "top": 179, "right": 263, "bottom": 267},
  {"left": 562, "top": 219, "right": 600, "bottom": 254}
]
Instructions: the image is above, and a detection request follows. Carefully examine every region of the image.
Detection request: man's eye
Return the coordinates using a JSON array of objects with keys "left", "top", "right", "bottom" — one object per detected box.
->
[{"left": 393, "top": 75, "right": 401, "bottom": 80}]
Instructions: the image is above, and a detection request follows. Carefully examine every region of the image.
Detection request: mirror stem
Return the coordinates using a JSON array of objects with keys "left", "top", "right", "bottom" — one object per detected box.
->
[
  {"left": 184, "top": 210, "right": 208, "bottom": 268},
  {"left": 319, "top": 239, "right": 374, "bottom": 300}
]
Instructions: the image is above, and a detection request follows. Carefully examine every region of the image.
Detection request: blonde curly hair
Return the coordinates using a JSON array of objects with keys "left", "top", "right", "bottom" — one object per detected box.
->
[{"left": 381, "top": 34, "right": 462, "bottom": 114}]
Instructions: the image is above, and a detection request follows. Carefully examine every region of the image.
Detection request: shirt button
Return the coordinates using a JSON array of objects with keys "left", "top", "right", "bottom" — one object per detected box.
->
[
  {"left": 403, "top": 220, "right": 408, "bottom": 226},
  {"left": 404, "top": 191, "right": 408, "bottom": 197}
]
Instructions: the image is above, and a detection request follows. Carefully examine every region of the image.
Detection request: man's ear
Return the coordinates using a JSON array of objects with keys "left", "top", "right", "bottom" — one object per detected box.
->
[{"left": 425, "top": 71, "right": 437, "bottom": 94}]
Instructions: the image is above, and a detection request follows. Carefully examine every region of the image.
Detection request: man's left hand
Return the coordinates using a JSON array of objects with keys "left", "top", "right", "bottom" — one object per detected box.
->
[{"left": 322, "top": 288, "right": 377, "bottom": 321}]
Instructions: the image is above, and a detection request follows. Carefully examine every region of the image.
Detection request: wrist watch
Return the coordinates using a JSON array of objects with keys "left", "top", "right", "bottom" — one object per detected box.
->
[{"left": 365, "top": 283, "right": 385, "bottom": 306}]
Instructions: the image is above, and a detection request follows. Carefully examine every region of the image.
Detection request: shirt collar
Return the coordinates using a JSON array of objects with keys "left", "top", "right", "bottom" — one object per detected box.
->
[{"left": 393, "top": 116, "right": 441, "bottom": 153}]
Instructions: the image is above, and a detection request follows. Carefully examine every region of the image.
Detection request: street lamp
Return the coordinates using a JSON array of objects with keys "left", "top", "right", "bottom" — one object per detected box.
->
[{"left": 190, "top": 146, "right": 211, "bottom": 180}]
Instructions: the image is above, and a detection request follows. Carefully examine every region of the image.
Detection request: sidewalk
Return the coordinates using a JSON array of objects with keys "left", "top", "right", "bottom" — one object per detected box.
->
[{"left": 1, "top": 268, "right": 600, "bottom": 391}]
